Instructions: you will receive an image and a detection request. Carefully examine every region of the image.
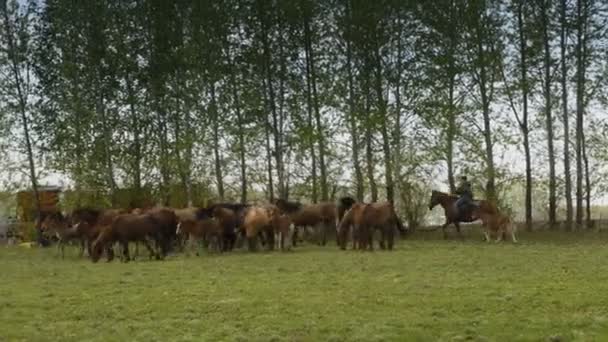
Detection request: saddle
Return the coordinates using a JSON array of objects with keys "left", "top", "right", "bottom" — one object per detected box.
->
[{"left": 454, "top": 198, "right": 479, "bottom": 222}]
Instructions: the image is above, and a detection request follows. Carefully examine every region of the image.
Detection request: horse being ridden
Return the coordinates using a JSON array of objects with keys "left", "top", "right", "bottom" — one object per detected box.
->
[{"left": 429, "top": 189, "right": 500, "bottom": 239}]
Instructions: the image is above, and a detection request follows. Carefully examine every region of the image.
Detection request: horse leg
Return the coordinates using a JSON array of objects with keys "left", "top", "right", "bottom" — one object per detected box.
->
[
  {"left": 121, "top": 241, "right": 130, "bottom": 263},
  {"left": 79, "top": 239, "right": 85, "bottom": 258},
  {"left": 387, "top": 226, "right": 395, "bottom": 251},
  {"left": 379, "top": 228, "right": 387, "bottom": 250},
  {"left": 454, "top": 222, "right": 464, "bottom": 240},
  {"left": 483, "top": 229, "right": 490, "bottom": 242},
  {"left": 106, "top": 245, "right": 115, "bottom": 262},
  {"left": 442, "top": 222, "right": 449, "bottom": 239}
]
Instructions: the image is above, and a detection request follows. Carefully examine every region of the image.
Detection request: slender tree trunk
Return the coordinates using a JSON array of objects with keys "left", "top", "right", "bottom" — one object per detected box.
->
[
  {"left": 126, "top": 76, "right": 143, "bottom": 206},
  {"left": 574, "top": 0, "right": 586, "bottom": 227},
  {"left": 364, "top": 72, "right": 378, "bottom": 202},
  {"left": 560, "top": 0, "right": 573, "bottom": 229},
  {"left": 345, "top": 0, "right": 364, "bottom": 202},
  {"left": 582, "top": 129, "right": 591, "bottom": 227},
  {"left": 98, "top": 93, "right": 117, "bottom": 206},
  {"left": 516, "top": 2, "right": 532, "bottom": 230},
  {"left": 210, "top": 83, "right": 224, "bottom": 200},
  {"left": 2, "top": 3, "right": 42, "bottom": 236},
  {"left": 371, "top": 30, "right": 394, "bottom": 204},
  {"left": 305, "top": 18, "right": 328, "bottom": 202},
  {"left": 229, "top": 63, "right": 247, "bottom": 203},
  {"left": 475, "top": 29, "right": 496, "bottom": 202},
  {"left": 303, "top": 19, "right": 318, "bottom": 203},
  {"left": 447, "top": 74, "right": 456, "bottom": 193},
  {"left": 264, "top": 111, "right": 274, "bottom": 202},
  {"left": 172, "top": 84, "right": 192, "bottom": 207},
  {"left": 446, "top": 1, "right": 458, "bottom": 194},
  {"left": 540, "top": 0, "right": 557, "bottom": 226},
  {"left": 393, "top": 15, "right": 403, "bottom": 196}
]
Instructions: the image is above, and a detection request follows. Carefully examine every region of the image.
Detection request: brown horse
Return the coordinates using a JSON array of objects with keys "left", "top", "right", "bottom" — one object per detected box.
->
[
  {"left": 274, "top": 197, "right": 355, "bottom": 246},
  {"left": 274, "top": 214, "right": 295, "bottom": 251},
  {"left": 429, "top": 190, "right": 499, "bottom": 239},
  {"left": 176, "top": 218, "right": 223, "bottom": 255},
  {"left": 90, "top": 213, "right": 164, "bottom": 263},
  {"left": 145, "top": 207, "right": 178, "bottom": 256},
  {"left": 337, "top": 202, "right": 405, "bottom": 251},
  {"left": 197, "top": 203, "right": 250, "bottom": 251},
  {"left": 70, "top": 208, "right": 127, "bottom": 256},
  {"left": 337, "top": 203, "right": 366, "bottom": 250},
  {"left": 242, "top": 204, "right": 280, "bottom": 252}
]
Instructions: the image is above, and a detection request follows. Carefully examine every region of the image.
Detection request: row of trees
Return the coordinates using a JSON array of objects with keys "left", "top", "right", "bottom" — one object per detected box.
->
[{"left": 1, "top": 0, "right": 607, "bottom": 229}]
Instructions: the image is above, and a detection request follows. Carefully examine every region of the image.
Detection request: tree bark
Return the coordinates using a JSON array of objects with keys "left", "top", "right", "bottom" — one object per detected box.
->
[
  {"left": 474, "top": 16, "right": 497, "bottom": 202},
  {"left": 210, "top": 83, "right": 225, "bottom": 200},
  {"left": 303, "top": 16, "right": 318, "bottom": 203},
  {"left": 560, "top": 0, "right": 573, "bottom": 229},
  {"left": 364, "top": 72, "right": 378, "bottom": 202},
  {"left": 516, "top": 1, "right": 532, "bottom": 230},
  {"left": 540, "top": 0, "right": 557, "bottom": 226},
  {"left": 574, "top": 0, "right": 586, "bottom": 227},
  {"left": 2, "top": 2, "right": 42, "bottom": 237},
  {"left": 305, "top": 17, "right": 328, "bottom": 202},
  {"left": 345, "top": 0, "right": 364, "bottom": 202}
]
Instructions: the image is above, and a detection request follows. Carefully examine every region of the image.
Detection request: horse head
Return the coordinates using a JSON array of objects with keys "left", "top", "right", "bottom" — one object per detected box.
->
[{"left": 429, "top": 190, "right": 441, "bottom": 210}]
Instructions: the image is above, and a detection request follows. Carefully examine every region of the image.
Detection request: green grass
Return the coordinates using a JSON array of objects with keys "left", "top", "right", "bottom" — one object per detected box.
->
[{"left": 3, "top": 230, "right": 608, "bottom": 341}]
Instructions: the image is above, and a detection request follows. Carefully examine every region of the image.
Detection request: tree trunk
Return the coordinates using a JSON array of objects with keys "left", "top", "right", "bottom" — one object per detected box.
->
[
  {"left": 540, "top": 0, "right": 556, "bottom": 226},
  {"left": 126, "top": 75, "right": 142, "bottom": 205},
  {"left": 364, "top": 73, "right": 378, "bottom": 202},
  {"left": 303, "top": 17, "right": 318, "bottom": 203},
  {"left": 2, "top": 3, "right": 42, "bottom": 238},
  {"left": 229, "top": 63, "right": 247, "bottom": 203},
  {"left": 447, "top": 74, "right": 456, "bottom": 193},
  {"left": 574, "top": 0, "right": 586, "bottom": 227},
  {"left": 516, "top": 1, "right": 532, "bottom": 230},
  {"left": 393, "top": 15, "right": 403, "bottom": 196},
  {"left": 98, "top": 93, "right": 117, "bottom": 206},
  {"left": 210, "top": 83, "right": 224, "bottom": 200},
  {"left": 345, "top": 0, "right": 364, "bottom": 202},
  {"left": 560, "top": 0, "right": 573, "bottom": 229},
  {"left": 305, "top": 18, "right": 328, "bottom": 202},
  {"left": 475, "top": 26, "right": 496, "bottom": 202},
  {"left": 372, "top": 29, "right": 394, "bottom": 205},
  {"left": 582, "top": 129, "right": 591, "bottom": 228}
]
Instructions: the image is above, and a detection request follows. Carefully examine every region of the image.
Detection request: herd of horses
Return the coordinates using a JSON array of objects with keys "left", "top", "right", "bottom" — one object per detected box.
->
[{"left": 38, "top": 190, "right": 516, "bottom": 263}]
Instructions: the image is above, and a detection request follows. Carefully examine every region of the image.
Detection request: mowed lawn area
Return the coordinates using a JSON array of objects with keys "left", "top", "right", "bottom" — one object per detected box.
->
[{"left": 2, "top": 230, "right": 608, "bottom": 341}]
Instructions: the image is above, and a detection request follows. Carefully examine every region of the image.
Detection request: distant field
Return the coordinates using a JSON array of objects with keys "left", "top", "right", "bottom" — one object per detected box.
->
[{"left": 2, "top": 230, "right": 608, "bottom": 341}]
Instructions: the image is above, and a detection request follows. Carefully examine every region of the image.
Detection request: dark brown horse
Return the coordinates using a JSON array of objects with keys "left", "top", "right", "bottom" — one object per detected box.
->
[
  {"left": 429, "top": 190, "right": 498, "bottom": 239},
  {"left": 197, "top": 203, "right": 250, "bottom": 251},
  {"left": 70, "top": 208, "right": 127, "bottom": 255},
  {"left": 90, "top": 213, "right": 164, "bottom": 263}
]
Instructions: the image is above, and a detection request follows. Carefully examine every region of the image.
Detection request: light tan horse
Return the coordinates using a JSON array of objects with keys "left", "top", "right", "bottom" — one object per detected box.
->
[{"left": 474, "top": 209, "right": 518, "bottom": 243}]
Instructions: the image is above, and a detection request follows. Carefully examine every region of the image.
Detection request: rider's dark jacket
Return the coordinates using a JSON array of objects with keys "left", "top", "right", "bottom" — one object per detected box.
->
[{"left": 455, "top": 181, "right": 473, "bottom": 200}]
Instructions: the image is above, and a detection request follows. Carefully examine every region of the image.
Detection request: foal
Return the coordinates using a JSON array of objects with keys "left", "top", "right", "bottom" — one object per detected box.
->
[{"left": 40, "top": 212, "right": 83, "bottom": 258}]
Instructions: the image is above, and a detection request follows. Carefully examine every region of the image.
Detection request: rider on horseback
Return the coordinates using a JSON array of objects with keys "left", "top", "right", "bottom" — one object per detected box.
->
[{"left": 455, "top": 176, "right": 477, "bottom": 216}]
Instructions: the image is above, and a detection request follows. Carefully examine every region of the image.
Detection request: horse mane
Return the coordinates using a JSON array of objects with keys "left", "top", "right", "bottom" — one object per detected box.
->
[
  {"left": 274, "top": 199, "right": 303, "bottom": 213},
  {"left": 71, "top": 207, "right": 102, "bottom": 223},
  {"left": 338, "top": 196, "right": 356, "bottom": 210},
  {"left": 196, "top": 203, "right": 250, "bottom": 220}
]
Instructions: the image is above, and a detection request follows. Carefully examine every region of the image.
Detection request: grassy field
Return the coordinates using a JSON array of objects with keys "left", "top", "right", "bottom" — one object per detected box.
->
[{"left": 2, "top": 229, "right": 608, "bottom": 341}]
